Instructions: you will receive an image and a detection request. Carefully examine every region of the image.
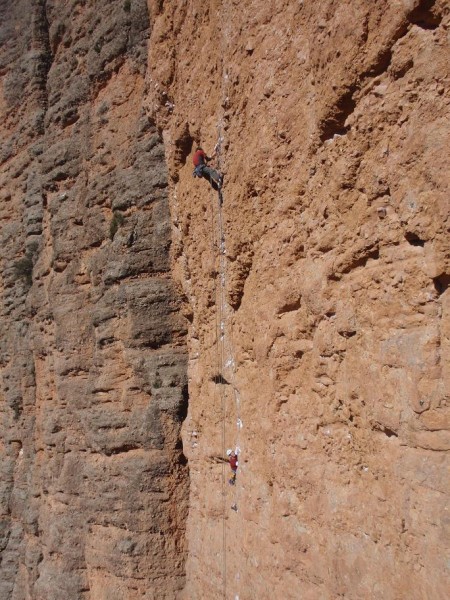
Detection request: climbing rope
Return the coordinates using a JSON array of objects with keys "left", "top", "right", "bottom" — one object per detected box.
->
[
  {"left": 212, "top": 2, "right": 243, "bottom": 598},
  {"left": 212, "top": 136, "right": 243, "bottom": 600},
  {"left": 218, "top": 200, "right": 228, "bottom": 600},
  {"left": 212, "top": 171, "right": 243, "bottom": 600},
  {"left": 208, "top": 171, "right": 228, "bottom": 599}
]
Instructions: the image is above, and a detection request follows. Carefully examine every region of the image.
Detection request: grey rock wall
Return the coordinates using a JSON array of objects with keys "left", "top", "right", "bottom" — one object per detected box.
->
[{"left": 0, "top": 1, "right": 188, "bottom": 598}]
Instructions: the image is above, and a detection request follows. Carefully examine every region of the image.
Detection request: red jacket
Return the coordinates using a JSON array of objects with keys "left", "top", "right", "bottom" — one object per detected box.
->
[
  {"left": 229, "top": 455, "right": 238, "bottom": 471},
  {"left": 193, "top": 149, "right": 207, "bottom": 167}
]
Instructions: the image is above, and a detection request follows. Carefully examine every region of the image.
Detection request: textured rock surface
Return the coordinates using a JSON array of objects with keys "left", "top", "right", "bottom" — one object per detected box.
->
[
  {"left": 0, "top": 1, "right": 188, "bottom": 598},
  {"left": 1, "top": 0, "right": 450, "bottom": 599},
  {"left": 146, "top": 0, "right": 450, "bottom": 599}
]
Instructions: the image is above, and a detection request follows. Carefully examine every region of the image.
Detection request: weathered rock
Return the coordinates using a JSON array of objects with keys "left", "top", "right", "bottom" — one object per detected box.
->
[
  {"left": 147, "top": 0, "right": 450, "bottom": 599},
  {"left": 1, "top": 0, "right": 449, "bottom": 599},
  {"left": 0, "top": 1, "right": 188, "bottom": 598}
]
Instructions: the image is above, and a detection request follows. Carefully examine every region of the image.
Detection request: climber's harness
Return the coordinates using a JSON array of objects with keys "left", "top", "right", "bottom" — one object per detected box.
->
[{"left": 193, "top": 163, "right": 205, "bottom": 178}]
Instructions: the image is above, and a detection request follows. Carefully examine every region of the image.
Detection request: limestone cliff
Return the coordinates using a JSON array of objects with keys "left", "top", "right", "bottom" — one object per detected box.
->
[{"left": 1, "top": 1, "right": 449, "bottom": 599}]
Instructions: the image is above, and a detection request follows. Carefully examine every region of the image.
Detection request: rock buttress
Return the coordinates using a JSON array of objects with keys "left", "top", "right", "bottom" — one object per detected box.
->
[{"left": 0, "top": 1, "right": 188, "bottom": 598}]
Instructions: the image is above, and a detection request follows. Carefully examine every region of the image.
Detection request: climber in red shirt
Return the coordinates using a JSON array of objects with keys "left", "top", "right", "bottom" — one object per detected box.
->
[
  {"left": 226, "top": 448, "right": 239, "bottom": 485},
  {"left": 192, "top": 147, "right": 223, "bottom": 190}
]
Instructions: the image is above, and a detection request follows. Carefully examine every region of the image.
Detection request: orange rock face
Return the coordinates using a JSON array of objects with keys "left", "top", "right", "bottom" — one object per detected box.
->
[
  {"left": 1, "top": 0, "right": 449, "bottom": 599},
  {"left": 146, "top": 0, "right": 449, "bottom": 598}
]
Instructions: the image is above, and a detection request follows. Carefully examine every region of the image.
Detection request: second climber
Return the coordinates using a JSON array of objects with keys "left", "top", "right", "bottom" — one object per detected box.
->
[
  {"left": 226, "top": 448, "right": 239, "bottom": 485},
  {"left": 192, "top": 147, "right": 223, "bottom": 190}
]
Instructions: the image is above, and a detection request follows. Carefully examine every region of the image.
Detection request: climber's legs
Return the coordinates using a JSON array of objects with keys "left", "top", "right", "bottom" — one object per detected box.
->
[{"left": 202, "top": 166, "right": 223, "bottom": 189}]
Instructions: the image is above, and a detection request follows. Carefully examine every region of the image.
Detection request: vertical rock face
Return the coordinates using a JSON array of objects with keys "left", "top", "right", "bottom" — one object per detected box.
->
[
  {"left": 147, "top": 0, "right": 449, "bottom": 599},
  {"left": 0, "top": 1, "right": 188, "bottom": 599},
  {"left": 1, "top": 0, "right": 449, "bottom": 599}
]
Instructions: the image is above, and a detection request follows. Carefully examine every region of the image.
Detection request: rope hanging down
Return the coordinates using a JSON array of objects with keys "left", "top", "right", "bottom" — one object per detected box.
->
[
  {"left": 213, "top": 2, "right": 243, "bottom": 598},
  {"left": 208, "top": 170, "right": 227, "bottom": 599},
  {"left": 211, "top": 129, "right": 243, "bottom": 600}
]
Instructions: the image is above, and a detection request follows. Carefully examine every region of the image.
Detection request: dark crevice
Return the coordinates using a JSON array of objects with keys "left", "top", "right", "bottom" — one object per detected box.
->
[
  {"left": 408, "top": 0, "right": 442, "bottom": 30},
  {"left": 320, "top": 87, "right": 356, "bottom": 142},
  {"left": 405, "top": 232, "right": 425, "bottom": 247},
  {"left": 173, "top": 125, "right": 194, "bottom": 175},
  {"left": 177, "top": 452, "right": 188, "bottom": 467},
  {"left": 98, "top": 337, "right": 116, "bottom": 348},
  {"left": 373, "top": 423, "right": 399, "bottom": 438},
  {"left": 229, "top": 284, "right": 244, "bottom": 311},
  {"left": 358, "top": 246, "right": 379, "bottom": 266},
  {"left": 32, "top": 0, "right": 53, "bottom": 121},
  {"left": 106, "top": 444, "right": 140, "bottom": 456},
  {"left": 433, "top": 274, "right": 450, "bottom": 296},
  {"left": 363, "top": 21, "right": 409, "bottom": 79},
  {"left": 340, "top": 330, "right": 356, "bottom": 339},
  {"left": 176, "top": 384, "right": 189, "bottom": 422},
  {"left": 382, "top": 427, "right": 398, "bottom": 438},
  {"left": 365, "top": 47, "right": 394, "bottom": 78},
  {"left": 211, "top": 374, "right": 230, "bottom": 385},
  {"left": 277, "top": 298, "right": 301, "bottom": 315}
]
